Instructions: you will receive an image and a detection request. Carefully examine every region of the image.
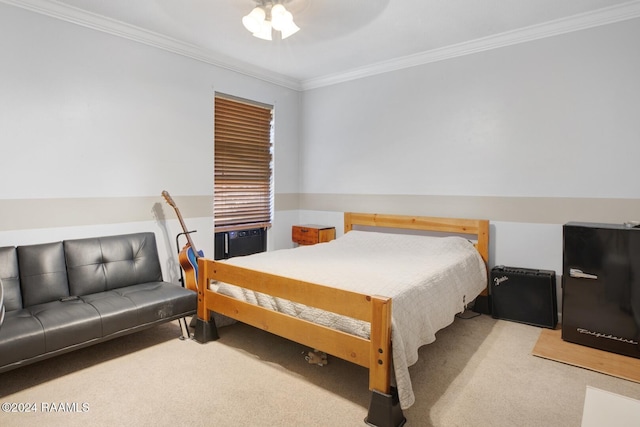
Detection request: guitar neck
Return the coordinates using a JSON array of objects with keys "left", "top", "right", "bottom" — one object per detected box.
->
[
  {"left": 161, "top": 191, "right": 200, "bottom": 256},
  {"left": 173, "top": 206, "right": 198, "bottom": 253}
]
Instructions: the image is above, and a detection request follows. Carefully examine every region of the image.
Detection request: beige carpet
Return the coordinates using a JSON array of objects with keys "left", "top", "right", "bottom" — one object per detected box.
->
[
  {"left": 2, "top": 315, "right": 640, "bottom": 427},
  {"left": 532, "top": 327, "right": 640, "bottom": 383}
]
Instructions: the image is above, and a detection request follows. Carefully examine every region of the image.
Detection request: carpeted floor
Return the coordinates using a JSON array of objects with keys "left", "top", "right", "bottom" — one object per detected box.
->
[{"left": 2, "top": 314, "right": 640, "bottom": 426}]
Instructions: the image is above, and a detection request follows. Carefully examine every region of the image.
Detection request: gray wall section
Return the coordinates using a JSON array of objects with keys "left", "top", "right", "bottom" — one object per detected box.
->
[
  {"left": 296, "top": 194, "right": 640, "bottom": 225},
  {"left": 3, "top": 194, "right": 636, "bottom": 232}
]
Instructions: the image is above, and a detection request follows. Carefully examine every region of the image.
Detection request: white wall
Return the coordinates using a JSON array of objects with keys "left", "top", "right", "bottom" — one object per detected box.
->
[
  {"left": 298, "top": 18, "right": 640, "bottom": 303},
  {"left": 2, "top": 3, "right": 639, "bottom": 311},
  {"left": 0, "top": 4, "right": 301, "bottom": 281},
  {"left": 300, "top": 19, "right": 640, "bottom": 199}
]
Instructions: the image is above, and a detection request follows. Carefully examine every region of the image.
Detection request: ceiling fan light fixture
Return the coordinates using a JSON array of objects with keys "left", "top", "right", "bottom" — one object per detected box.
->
[
  {"left": 242, "top": 7, "right": 265, "bottom": 34},
  {"left": 253, "top": 19, "right": 273, "bottom": 41},
  {"left": 270, "top": 4, "right": 287, "bottom": 30},
  {"left": 280, "top": 19, "right": 300, "bottom": 39},
  {"left": 243, "top": 1, "right": 300, "bottom": 40}
]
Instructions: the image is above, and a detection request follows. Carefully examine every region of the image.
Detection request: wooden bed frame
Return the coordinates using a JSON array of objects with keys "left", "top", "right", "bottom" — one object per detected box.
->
[{"left": 194, "top": 212, "right": 489, "bottom": 427}]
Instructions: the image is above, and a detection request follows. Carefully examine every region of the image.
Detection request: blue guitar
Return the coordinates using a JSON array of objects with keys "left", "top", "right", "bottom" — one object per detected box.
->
[{"left": 162, "top": 191, "right": 203, "bottom": 292}]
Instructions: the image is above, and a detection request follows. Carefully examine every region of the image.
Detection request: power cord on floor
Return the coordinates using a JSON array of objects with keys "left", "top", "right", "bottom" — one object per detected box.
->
[
  {"left": 455, "top": 296, "right": 483, "bottom": 319},
  {"left": 455, "top": 309, "right": 482, "bottom": 320}
]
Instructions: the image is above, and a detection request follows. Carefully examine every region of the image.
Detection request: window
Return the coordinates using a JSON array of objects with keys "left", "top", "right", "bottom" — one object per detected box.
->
[{"left": 214, "top": 94, "right": 273, "bottom": 232}]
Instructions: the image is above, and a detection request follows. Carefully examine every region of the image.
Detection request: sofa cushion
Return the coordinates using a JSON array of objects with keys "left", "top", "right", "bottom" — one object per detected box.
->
[
  {"left": 27, "top": 299, "right": 102, "bottom": 352},
  {"left": 115, "top": 282, "right": 197, "bottom": 325},
  {"left": 80, "top": 291, "right": 139, "bottom": 336},
  {"left": 0, "top": 246, "right": 22, "bottom": 311},
  {"left": 64, "top": 233, "right": 163, "bottom": 295},
  {"left": 0, "top": 310, "right": 45, "bottom": 367},
  {"left": 18, "top": 242, "right": 69, "bottom": 307}
]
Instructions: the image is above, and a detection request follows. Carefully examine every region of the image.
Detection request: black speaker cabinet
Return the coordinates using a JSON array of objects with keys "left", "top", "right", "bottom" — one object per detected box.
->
[{"left": 491, "top": 266, "right": 558, "bottom": 329}]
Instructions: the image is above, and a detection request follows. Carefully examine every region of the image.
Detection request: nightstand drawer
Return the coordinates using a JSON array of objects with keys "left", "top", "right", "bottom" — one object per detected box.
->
[
  {"left": 292, "top": 225, "right": 336, "bottom": 245},
  {"left": 293, "top": 226, "right": 318, "bottom": 245}
]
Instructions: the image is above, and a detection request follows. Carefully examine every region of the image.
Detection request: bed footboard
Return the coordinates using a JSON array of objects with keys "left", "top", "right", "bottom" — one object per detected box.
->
[{"left": 194, "top": 257, "right": 404, "bottom": 427}]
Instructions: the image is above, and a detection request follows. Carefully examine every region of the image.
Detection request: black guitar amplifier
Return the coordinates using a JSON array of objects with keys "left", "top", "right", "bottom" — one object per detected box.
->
[{"left": 491, "top": 266, "right": 558, "bottom": 329}]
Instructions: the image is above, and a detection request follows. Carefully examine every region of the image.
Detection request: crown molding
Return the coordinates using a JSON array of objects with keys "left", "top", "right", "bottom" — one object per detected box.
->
[
  {"left": 3, "top": 0, "right": 640, "bottom": 92},
  {"left": 0, "top": 0, "right": 304, "bottom": 91},
  {"left": 300, "top": 1, "right": 640, "bottom": 90}
]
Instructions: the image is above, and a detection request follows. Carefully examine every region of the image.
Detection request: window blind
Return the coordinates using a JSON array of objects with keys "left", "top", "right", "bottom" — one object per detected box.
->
[{"left": 214, "top": 94, "right": 273, "bottom": 231}]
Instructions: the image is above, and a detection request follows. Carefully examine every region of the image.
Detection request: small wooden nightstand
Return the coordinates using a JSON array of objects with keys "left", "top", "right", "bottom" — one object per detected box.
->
[{"left": 292, "top": 225, "right": 336, "bottom": 245}]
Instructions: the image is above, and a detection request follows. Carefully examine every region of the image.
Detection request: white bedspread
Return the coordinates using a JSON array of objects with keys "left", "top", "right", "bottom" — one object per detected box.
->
[{"left": 212, "top": 230, "right": 487, "bottom": 409}]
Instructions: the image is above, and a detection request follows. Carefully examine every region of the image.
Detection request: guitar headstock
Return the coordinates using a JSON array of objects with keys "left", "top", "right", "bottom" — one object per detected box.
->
[{"left": 161, "top": 190, "right": 176, "bottom": 208}]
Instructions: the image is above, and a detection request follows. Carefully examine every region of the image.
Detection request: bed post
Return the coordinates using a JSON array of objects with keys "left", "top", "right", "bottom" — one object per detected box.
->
[
  {"left": 193, "top": 257, "right": 219, "bottom": 343},
  {"left": 471, "top": 220, "right": 491, "bottom": 313},
  {"left": 365, "top": 296, "right": 406, "bottom": 427},
  {"left": 476, "top": 219, "right": 490, "bottom": 266},
  {"left": 344, "top": 212, "right": 353, "bottom": 233},
  {"left": 365, "top": 388, "right": 405, "bottom": 427}
]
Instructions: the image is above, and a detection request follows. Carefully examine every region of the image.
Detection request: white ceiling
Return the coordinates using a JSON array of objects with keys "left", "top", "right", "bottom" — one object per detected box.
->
[{"left": 6, "top": 0, "right": 640, "bottom": 89}]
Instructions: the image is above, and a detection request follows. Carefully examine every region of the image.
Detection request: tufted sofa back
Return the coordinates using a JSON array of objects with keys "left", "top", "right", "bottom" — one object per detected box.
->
[
  {"left": 64, "top": 233, "right": 162, "bottom": 295},
  {"left": 0, "top": 233, "right": 164, "bottom": 311},
  {"left": 0, "top": 246, "right": 23, "bottom": 311},
  {"left": 17, "top": 242, "right": 69, "bottom": 307},
  {"left": 64, "top": 233, "right": 163, "bottom": 296}
]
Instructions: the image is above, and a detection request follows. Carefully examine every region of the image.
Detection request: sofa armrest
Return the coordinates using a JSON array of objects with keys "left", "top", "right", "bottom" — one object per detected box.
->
[{"left": 0, "top": 278, "right": 5, "bottom": 328}]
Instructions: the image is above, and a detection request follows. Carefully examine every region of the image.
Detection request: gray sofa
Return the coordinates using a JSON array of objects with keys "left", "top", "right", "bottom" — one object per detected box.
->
[{"left": 0, "top": 232, "right": 196, "bottom": 373}]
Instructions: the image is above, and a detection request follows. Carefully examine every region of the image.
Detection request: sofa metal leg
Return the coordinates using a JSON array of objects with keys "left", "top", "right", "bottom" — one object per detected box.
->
[{"left": 178, "top": 317, "right": 190, "bottom": 340}]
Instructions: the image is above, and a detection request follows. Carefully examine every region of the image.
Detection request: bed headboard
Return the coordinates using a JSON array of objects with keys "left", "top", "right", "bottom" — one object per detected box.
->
[{"left": 344, "top": 212, "right": 489, "bottom": 265}]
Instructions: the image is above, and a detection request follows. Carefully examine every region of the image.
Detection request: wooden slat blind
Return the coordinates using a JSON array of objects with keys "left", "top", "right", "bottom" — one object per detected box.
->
[{"left": 214, "top": 95, "right": 273, "bottom": 230}]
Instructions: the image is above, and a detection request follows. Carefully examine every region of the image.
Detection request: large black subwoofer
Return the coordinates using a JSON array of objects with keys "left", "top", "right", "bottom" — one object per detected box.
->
[{"left": 491, "top": 266, "right": 558, "bottom": 329}]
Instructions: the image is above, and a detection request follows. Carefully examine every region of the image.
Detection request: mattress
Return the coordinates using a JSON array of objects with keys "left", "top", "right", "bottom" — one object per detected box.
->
[{"left": 210, "top": 230, "right": 487, "bottom": 409}]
